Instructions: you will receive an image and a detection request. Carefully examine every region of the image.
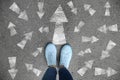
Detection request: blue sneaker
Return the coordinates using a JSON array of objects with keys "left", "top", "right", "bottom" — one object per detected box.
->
[
  {"left": 45, "top": 43, "right": 57, "bottom": 66},
  {"left": 60, "top": 44, "right": 72, "bottom": 69}
]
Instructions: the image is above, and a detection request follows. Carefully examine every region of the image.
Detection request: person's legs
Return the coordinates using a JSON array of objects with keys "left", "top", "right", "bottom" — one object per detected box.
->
[
  {"left": 42, "top": 43, "right": 57, "bottom": 80},
  {"left": 59, "top": 67, "right": 73, "bottom": 80},
  {"left": 59, "top": 44, "right": 73, "bottom": 80},
  {"left": 42, "top": 67, "right": 57, "bottom": 80}
]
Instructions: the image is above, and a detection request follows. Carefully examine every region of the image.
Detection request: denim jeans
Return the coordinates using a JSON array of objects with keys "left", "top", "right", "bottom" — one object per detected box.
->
[{"left": 42, "top": 67, "right": 73, "bottom": 80}]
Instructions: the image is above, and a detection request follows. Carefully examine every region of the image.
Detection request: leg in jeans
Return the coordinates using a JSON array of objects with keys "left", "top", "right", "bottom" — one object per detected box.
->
[
  {"left": 42, "top": 43, "right": 57, "bottom": 80},
  {"left": 42, "top": 67, "right": 57, "bottom": 80},
  {"left": 59, "top": 44, "right": 73, "bottom": 80},
  {"left": 59, "top": 67, "right": 73, "bottom": 80}
]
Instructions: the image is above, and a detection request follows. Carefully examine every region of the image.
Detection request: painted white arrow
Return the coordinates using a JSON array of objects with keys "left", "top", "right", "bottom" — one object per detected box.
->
[
  {"left": 100, "top": 50, "right": 110, "bottom": 60},
  {"left": 108, "top": 24, "right": 118, "bottom": 32},
  {"left": 25, "top": 63, "right": 33, "bottom": 71},
  {"left": 8, "top": 68, "right": 18, "bottom": 80},
  {"left": 32, "top": 47, "right": 43, "bottom": 57},
  {"left": 67, "top": 1, "right": 77, "bottom": 15},
  {"left": 78, "top": 48, "right": 92, "bottom": 56},
  {"left": 82, "top": 36, "right": 99, "bottom": 43},
  {"left": 50, "top": 5, "right": 68, "bottom": 45},
  {"left": 84, "top": 60, "right": 94, "bottom": 69},
  {"left": 18, "top": 10, "right": 28, "bottom": 21},
  {"left": 105, "top": 1, "right": 111, "bottom": 9},
  {"left": 9, "top": 2, "right": 20, "bottom": 14},
  {"left": 32, "top": 68, "right": 42, "bottom": 76},
  {"left": 88, "top": 8, "right": 96, "bottom": 16},
  {"left": 84, "top": 4, "right": 91, "bottom": 11},
  {"left": 17, "top": 31, "right": 33, "bottom": 49},
  {"left": 94, "top": 67, "right": 106, "bottom": 76},
  {"left": 8, "top": 57, "right": 16, "bottom": 69},
  {"left": 106, "top": 67, "right": 117, "bottom": 77},
  {"left": 77, "top": 67, "right": 88, "bottom": 76},
  {"left": 106, "top": 40, "right": 116, "bottom": 51},
  {"left": 74, "top": 21, "right": 85, "bottom": 32},
  {"left": 39, "top": 26, "right": 49, "bottom": 33},
  {"left": 37, "top": 2, "right": 45, "bottom": 19},
  {"left": 98, "top": 24, "right": 107, "bottom": 33},
  {"left": 104, "top": 1, "right": 111, "bottom": 16},
  {"left": 8, "top": 22, "right": 17, "bottom": 36}
]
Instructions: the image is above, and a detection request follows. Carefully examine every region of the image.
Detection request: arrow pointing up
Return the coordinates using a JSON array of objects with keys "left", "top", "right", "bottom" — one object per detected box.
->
[
  {"left": 50, "top": 5, "right": 68, "bottom": 45},
  {"left": 50, "top": 5, "right": 68, "bottom": 23},
  {"left": 105, "top": 1, "right": 111, "bottom": 8}
]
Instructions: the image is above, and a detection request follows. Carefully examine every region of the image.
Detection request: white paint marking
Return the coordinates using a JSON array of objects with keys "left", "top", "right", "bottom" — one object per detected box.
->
[
  {"left": 98, "top": 24, "right": 107, "bottom": 33},
  {"left": 37, "top": 11, "right": 45, "bottom": 19},
  {"left": 25, "top": 63, "right": 33, "bottom": 71},
  {"left": 105, "top": 8, "right": 110, "bottom": 16},
  {"left": 91, "top": 36, "right": 99, "bottom": 43},
  {"left": 106, "top": 67, "right": 117, "bottom": 77},
  {"left": 8, "top": 22, "right": 17, "bottom": 36},
  {"left": 108, "top": 24, "right": 118, "bottom": 32},
  {"left": 100, "top": 50, "right": 110, "bottom": 60},
  {"left": 32, "top": 47, "right": 43, "bottom": 57},
  {"left": 88, "top": 8, "right": 96, "bottom": 16},
  {"left": 17, "top": 31, "right": 33, "bottom": 49},
  {"left": 106, "top": 40, "right": 116, "bottom": 51},
  {"left": 81, "top": 36, "right": 91, "bottom": 43},
  {"left": 39, "top": 26, "right": 49, "bottom": 33},
  {"left": 84, "top": 60, "right": 94, "bottom": 69},
  {"left": 74, "top": 21, "right": 85, "bottom": 32},
  {"left": 37, "top": 2, "right": 44, "bottom": 12},
  {"left": 77, "top": 67, "right": 88, "bottom": 76},
  {"left": 9, "top": 2, "right": 20, "bottom": 14},
  {"left": 18, "top": 10, "right": 28, "bottom": 21},
  {"left": 8, "top": 68, "right": 18, "bottom": 79},
  {"left": 105, "top": 1, "right": 111, "bottom": 8},
  {"left": 94, "top": 67, "right": 106, "bottom": 76},
  {"left": 84, "top": 4, "right": 91, "bottom": 11},
  {"left": 50, "top": 5, "right": 68, "bottom": 45},
  {"left": 32, "top": 68, "right": 42, "bottom": 76},
  {"left": 8, "top": 57, "right": 16, "bottom": 69}
]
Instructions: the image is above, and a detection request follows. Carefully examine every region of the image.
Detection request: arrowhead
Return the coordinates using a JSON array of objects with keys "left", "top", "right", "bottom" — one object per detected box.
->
[
  {"left": 39, "top": 26, "right": 43, "bottom": 33},
  {"left": 98, "top": 24, "right": 107, "bottom": 33},
  {"left": 106, "top": 40, "right": 116, "bottom": 51},
  {"left": 8, "top": 68, "right": 18, "bottom": 79},
  {"left": 17, "top": 39, "right": 27, "bottom": 49},
  {"left": 24, "top": 31, "right": 33, "bottom": 40},
  {"left": 84, "top": 4, "right": 91, "bottom": 11},
  {"left": 74, "top": 26, "right": 79, "bottom": 32},
  {"left": 18, "top": 10, "right": 28, "bottom": 21},
  {"left": 105, "top": 1, "right": 111, "bottom": 8},
  {"left": 25, "top": 63, "right": 33, "bottom": 71},
  {"left": 37, "top": 11, "right": 45, "bottom": 19},
  {"left": 50, "top": 5, "right": 68, "bottom": 23},
  {"left": 8, "top": 22, "right": 16, "bottom": 29},
  {"left": 84, "top": 60, "right": 94, "bottom": 69},
  {"left": 94, "top": 67, "right": 106, "bottom": 76},
  {"left": 9, "top": 2, "right": 20, "bottom": 14},
  {"left": 37, "top": 47, "right": 43, "bottom": 53},
  {"left": 91, "top": 36, "right": 99, "bottom": 43},
  {"left": 84, "top": 48, "right": 92, "bottom": 53},
  {"left": 108, "top": 24, "right": 118, "bottom": 32},
  {"left": 107, "top": 67, "right": 117, "bottom": 77}
]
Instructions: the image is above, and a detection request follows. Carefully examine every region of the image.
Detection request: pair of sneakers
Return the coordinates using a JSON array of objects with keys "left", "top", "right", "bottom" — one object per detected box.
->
[{"left": 45, "top": 43, "right": 72, "bottom": 69}]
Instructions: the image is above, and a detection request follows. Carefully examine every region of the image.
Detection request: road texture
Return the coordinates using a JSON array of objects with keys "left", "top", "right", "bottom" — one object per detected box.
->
[{"left": 0, "top": 0, "right": 120, "bottom": 80}]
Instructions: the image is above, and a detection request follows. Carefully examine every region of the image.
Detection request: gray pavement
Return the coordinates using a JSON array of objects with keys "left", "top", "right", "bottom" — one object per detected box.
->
[{"left": 0, "top": 0, "right": 120, "bottom": 80}]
